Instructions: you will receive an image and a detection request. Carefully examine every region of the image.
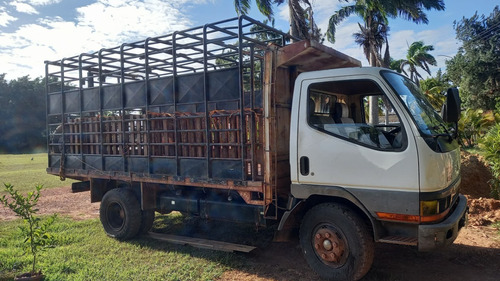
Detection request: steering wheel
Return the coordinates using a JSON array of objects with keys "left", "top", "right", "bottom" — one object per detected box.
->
[{"left": 388, "top": 126, "right": 401, "bottom": 134}]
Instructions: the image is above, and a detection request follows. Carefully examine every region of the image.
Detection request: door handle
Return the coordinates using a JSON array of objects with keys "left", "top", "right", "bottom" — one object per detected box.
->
[{"left": 300, "top": 156, "right": 309, "bottom": 176}]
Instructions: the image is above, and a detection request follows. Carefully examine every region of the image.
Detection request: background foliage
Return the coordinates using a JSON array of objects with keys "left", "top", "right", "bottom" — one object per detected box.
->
[
  {"left": 0, "top": 74, "right": 46, "bottom": 153},
  {"left": 479, "top": 123, "right": 500, "bottom": 198},
  {"left": 446, "top": 6, "right": 500, "bottom": 110}
]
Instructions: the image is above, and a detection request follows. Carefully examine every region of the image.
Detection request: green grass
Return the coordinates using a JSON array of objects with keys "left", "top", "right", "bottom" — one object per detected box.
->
[
  {"left": 0, "top": 153, "right": 76, "bottom": 194},
  {"left": 0, "top": 153, "right": 255, "bottom": 280},
  {"left": 0, "top": 215, "right": 241, "bottom": 281},
  {"left": 493, "top": 221, "right": 500, "bottom": 236}
]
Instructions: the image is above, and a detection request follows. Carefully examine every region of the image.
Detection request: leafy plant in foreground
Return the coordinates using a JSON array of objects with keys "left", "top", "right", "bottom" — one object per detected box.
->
[
  {"left": 458, "top": 109, "right": 497, "bottom": 147},
  {"left": 479, "top": 123, "right": 500, "bottom": 199},
  {"left": 0, "top": 183, "right": 57, "bottom": 277}
]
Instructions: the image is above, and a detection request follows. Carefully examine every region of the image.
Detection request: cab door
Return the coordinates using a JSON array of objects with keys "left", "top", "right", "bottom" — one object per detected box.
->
[{"left": 292, "top": 72, "right": 420, "bottom": 214}]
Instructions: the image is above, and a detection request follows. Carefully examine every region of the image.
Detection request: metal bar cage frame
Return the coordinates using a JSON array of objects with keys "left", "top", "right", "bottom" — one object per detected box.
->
[{"left": 45, "top": 16, "right": 295, "bottom": 184}]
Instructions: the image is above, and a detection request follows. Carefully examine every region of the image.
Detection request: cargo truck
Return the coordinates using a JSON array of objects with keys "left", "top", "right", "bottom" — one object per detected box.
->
[{"left": 45, "top": 16, "right": 468, "bottom": 280}]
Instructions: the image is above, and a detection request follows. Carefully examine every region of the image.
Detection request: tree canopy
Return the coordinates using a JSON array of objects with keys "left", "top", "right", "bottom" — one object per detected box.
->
[
  {"left": 233, "top": 0, "right": 322, "bottom": 41},
  {"left": 0, "top": 75, "right": 46, "bottom": 153},
  {"left": 400, "top": 41, "right": 437, "bottom": 87},
  {"left": 446, "top": 6, "right": 500, "bottom": 110}
]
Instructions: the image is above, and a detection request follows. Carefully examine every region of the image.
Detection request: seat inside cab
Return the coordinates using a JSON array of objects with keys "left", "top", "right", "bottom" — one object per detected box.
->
[{"left": 307, "top": 79, "right": 404, "bottom": 150}]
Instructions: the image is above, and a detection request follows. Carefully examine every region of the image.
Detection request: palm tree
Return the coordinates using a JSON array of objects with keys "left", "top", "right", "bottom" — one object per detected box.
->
[
  {"left": 234, "top": 0, "right": 321, "bottom": 41},
  {"left": 327, "top": 0, "right": 445, "bottom": 67},
  {"left": 234, "top": 0, "right": 274, "bottom": 20},
  {"left": 352, "top": 11, "right": 390, "bottom": 67},
  {"left": 328, "top": 0, "right": 444, "bottom": 124},
  {"left": 400, "top": 41, "right": 437, "bottom": 86}
]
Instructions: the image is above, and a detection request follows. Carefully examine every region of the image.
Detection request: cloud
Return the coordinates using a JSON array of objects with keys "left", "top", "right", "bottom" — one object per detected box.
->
[
  {"left": 0, "top": 7, "right": 18, "bottom": 27},
  {"left": 0, "top": 0, "right": 207, "bottom": 79},
  {"left": 26, "top": 0, "right": 63, "bottom": 5},
  {"left": 75, "top": 0, "right": 194, "bottom": 48},
  {"left": 9, "top": 1, "right": 39, "bottom": 14}
]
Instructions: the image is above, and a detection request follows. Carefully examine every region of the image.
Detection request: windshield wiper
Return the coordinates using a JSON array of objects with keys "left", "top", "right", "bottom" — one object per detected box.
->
[{"left": 428, "top": 124, "right": 453, "bottom": 143}]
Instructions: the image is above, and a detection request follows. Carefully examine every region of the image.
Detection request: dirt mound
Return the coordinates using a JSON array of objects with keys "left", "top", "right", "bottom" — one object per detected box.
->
[
  {"left": 460, "top": 151, "right": 500, "bottom": 227},
  {"left": 467, "top": 197, "right": 500, "bottom": 226},
  {"left": 460, "top": 151, "right": 494, "bottom": 198}
]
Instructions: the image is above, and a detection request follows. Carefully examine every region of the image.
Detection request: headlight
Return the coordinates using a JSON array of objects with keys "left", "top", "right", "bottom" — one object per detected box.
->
[{"left": 420, "top": 200, "right": 439, "bottom": 216}]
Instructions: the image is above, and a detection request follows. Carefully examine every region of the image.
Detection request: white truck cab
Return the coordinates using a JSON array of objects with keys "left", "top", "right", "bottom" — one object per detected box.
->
[{"left": 286, "top": 67, "right": 468, "bottom": 279}]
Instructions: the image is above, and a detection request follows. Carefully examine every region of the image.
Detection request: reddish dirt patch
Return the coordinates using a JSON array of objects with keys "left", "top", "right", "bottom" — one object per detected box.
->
[
  {"left": 460, "top": 151, "right": 494, "bottom": 199},
  {"left": 1, "top": 151, "right": 500, "bottom": 281},
  {"left": 0, "top": 186, "right": 100, "bottom": 221}
]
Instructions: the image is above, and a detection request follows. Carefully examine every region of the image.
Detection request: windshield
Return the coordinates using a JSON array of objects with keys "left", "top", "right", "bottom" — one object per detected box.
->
[{"left": 381, "top": 71, "right": 448, "bottom": 136}]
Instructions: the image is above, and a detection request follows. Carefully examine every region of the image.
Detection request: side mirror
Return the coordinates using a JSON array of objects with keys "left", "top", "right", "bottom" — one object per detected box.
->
[{"left": 441, "top": 87, "right": 461, "bottom": 123}]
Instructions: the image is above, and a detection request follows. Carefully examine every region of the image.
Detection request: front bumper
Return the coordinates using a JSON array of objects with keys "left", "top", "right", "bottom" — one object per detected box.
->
[{"left": 418, "top": 194, "right": 468, "bottom": 251}]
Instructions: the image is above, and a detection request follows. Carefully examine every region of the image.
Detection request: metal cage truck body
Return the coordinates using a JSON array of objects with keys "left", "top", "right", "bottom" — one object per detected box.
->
[{"left": 45, "top": 16, "right": 468, "bottom": 280}]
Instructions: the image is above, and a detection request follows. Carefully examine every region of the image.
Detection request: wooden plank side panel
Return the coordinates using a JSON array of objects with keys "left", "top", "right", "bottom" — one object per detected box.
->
[
  {"left": 263, "top": 47, "right": 276, "bottom": 205},
  {"left": 274, "top": 67, "right": 292, "bottom": 202}
]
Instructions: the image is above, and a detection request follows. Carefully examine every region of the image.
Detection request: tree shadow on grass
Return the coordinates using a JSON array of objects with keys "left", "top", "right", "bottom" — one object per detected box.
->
[{"left": 131, "top": 214, "right": 500, "bottom": 281}]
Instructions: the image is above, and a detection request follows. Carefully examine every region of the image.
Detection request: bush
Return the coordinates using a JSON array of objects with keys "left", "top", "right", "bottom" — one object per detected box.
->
[
  {"left": 458, "top": 109, "right": 497, "bottom": 147},
  {"left": 479, "top": 123, "right": 500, "bottom": 199},
  {"left": 0, "top": 184, "right": 57, "bottom": 276}
]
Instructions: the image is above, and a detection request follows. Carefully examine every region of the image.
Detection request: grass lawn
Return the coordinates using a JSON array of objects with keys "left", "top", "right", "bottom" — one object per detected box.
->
[
  {"left": 0, "top": 153, "right": 76, "bottom": 194},
  {"left": 0, "top": 154, "right": 266, "bottom": 281},
  {"left": 0, "top": 215, "right": 241, "bottom": 281}
]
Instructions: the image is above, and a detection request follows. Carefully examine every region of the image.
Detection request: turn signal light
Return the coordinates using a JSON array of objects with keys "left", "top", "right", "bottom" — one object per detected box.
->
[{"left": 375, "top": 212, "right": 420, "bottom": 223}]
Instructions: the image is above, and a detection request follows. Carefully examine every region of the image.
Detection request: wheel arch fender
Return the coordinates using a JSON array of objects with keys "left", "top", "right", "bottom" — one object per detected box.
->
[{"left": 278, "top": 184, "right": 383, "bottom": 240}]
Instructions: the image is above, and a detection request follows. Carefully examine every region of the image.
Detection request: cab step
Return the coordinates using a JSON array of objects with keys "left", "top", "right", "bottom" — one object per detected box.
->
[
  {"left": 147, "top": 232, "right": 256, "bottom": 253},
  {"left": 379, "top": 236, "right": 418, "bottom": 246}
]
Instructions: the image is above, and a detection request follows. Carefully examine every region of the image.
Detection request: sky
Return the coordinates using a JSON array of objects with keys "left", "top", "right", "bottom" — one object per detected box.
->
[{"left": 0, "top": 0, "right": 498, "bottom": 80}]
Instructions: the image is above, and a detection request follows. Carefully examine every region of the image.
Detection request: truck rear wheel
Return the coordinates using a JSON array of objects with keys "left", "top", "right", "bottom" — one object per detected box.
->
[
  {"left": 100, "top": 188, "right": 142, "bottom": 240},
  {"left": 299, "top": 203, "right": 374, "bottom": 281}
]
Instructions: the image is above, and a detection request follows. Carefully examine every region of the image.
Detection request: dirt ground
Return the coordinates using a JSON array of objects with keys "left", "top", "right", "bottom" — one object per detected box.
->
[{"left": 1, "top": 151, "right": 500, "bottom": 280}]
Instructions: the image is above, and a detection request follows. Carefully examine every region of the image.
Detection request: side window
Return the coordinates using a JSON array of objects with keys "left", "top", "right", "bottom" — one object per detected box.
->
[{"left": 307, "top": 80, "right": 405, "bottom": 150}]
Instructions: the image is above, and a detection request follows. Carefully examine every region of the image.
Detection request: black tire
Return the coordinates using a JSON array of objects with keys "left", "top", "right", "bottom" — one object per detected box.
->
[
  {"left": 100, "top": 188, "right": 142, "bottom": 240},
  {"left": 139, "top": 209, "right": 155, "bottom": 234},
  {"left": 299, "top": 203, "right": 374, "bottom": 281}
]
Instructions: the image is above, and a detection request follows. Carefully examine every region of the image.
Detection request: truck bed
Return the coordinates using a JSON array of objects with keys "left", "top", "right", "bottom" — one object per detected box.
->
[{"left": 45, "top": 16, "right": 360, "bottom": 210}]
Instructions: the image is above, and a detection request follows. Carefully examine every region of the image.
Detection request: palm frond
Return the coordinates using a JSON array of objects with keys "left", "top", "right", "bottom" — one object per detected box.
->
[{"left": 234, "top": 0, "right": 251, "bottom": 16}]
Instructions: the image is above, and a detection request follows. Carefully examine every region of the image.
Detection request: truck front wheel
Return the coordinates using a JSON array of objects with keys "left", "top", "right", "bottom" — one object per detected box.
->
[
  {"left": 100, "top": 188, "right": 142, "bottom": 240},
  {"left": 299, "top": 203, "right": 374, "bottom": 280}
]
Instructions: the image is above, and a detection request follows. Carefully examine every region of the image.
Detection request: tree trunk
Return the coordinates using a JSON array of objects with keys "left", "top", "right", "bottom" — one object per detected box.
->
[
  {"left": 289, "top": 2, "right": 299, "bottom": 41},
  {"left": 369, "top": 52, "right": 379, "bottom": 125}
]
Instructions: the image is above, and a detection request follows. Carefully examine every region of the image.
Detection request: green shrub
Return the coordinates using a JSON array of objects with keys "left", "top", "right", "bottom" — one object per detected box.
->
[
  {"left": 479, "top": 123, "right": 500, "bottom": 199},
  {"left": 458, "top": 108, "right": 497, "bottom": 147},
  {"left": 0, "top": 184, "right": 57, "bottom": 275}
]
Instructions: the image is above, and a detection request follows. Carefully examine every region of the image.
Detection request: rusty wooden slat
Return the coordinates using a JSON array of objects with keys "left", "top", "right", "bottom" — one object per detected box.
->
[
  {"left": 179, "top": 117, "right": 188, "bottom": 157},
  {"left": 142, "top": 116, "right": 148, "bottom": 156},
  {"left": 211, "top": 115, "right": 220, "bottom": 158},
  {"left": 111, "top": 118, "right": 117, "bottom": 155},
  {"left": 187, "top": 117, "right": 195, "bottom": 157},
  {"left": 90, "top": 117, "right": 95, "bottom": 154},
  {"left": 229, "top": 114, "right": 238, "bottom": 158},
  {"left": 167, "top": 117, "right": 175, "bottom": 156},
  {"left": 129, "top": 115, "right": 136, "bottom": 156},
  {"left": 220, "top": 116, "right": 228, "bottom": 158},
  {"left": 69, "top": 122, "right": 74, "bottom": 154},
  {"left": 194, "top": 116, "right": 203, "bottom": 157},
  {"left": 96, "top": 117, "right": 101, "bottom": 154}
]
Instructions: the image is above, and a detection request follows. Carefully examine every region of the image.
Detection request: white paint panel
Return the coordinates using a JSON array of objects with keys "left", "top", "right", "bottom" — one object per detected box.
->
[
  {"left": 293, "top": 69, "right": 419, "bottom": 192},
  {"left": 417, "top": 137, "right": 461, "bottom": 192}
]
